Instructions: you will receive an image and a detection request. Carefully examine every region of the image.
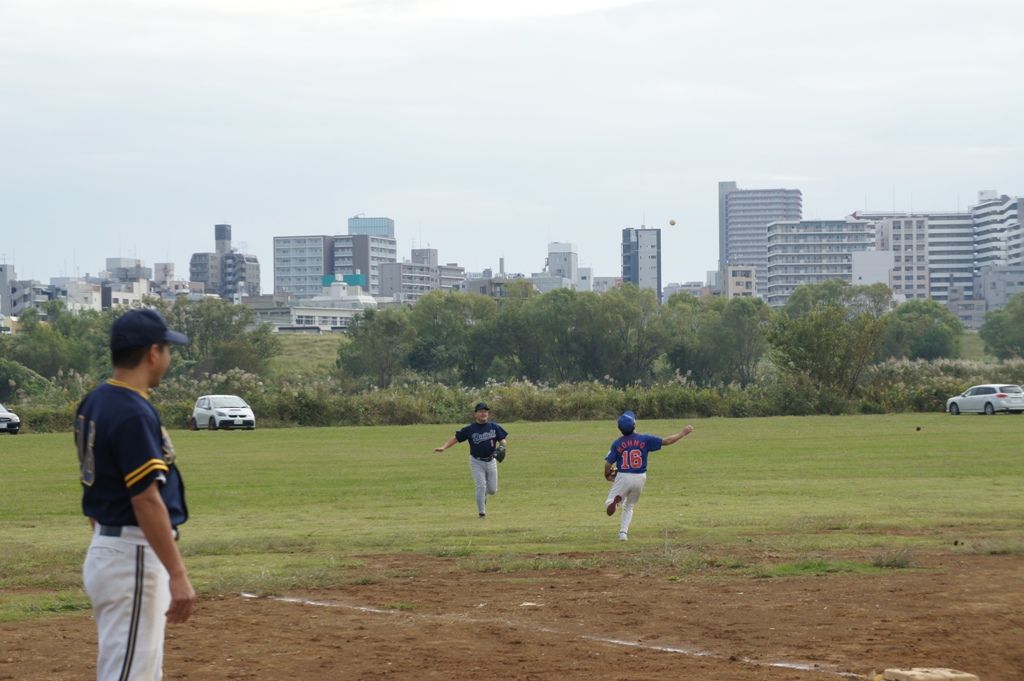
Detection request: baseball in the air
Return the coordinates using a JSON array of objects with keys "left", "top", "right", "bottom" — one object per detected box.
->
[{"left": 669, "top": 219, "right": 676, "bottom": 226}]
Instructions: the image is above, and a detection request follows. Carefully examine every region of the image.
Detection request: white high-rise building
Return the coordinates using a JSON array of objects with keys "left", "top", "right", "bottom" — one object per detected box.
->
[
  {"left": 855, "top": 211, "right": 974, "bottom": 303},
  {"left": 765, "top": 217, "right": 875, "bottom": 308},
  {"left": 973, "top": 191, "right": 1023, "bottom": 269},
  {"left": 274, "top": 235, "right": 336, "bottom": 300}
]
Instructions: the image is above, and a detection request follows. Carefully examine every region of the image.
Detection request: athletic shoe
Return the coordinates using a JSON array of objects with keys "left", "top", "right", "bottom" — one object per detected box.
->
[
  {"left": 606, "top": 495, "right": 622, "bottom": 517},
  {"left": 618, "top": 532, "right": 628, "bottom": 541},
  {"left": 479, "top": 513, "right": 486, "bottom": 518}
]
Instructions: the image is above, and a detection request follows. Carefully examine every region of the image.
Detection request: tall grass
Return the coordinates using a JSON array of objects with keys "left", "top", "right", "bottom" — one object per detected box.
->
[{"left": 12, "top": 356, "right": 1024, "bottom": 433}]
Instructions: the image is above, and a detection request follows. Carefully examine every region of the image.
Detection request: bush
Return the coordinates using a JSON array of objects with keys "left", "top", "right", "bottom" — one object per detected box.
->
[{"left": 10, "top": 357, "right": 1024, "bottom": 431}]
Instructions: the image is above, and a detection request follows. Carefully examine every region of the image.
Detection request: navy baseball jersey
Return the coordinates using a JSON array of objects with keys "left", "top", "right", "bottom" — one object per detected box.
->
[
  {"left": 455, "top": 421, "right": 508, "bottom": 459},
  {"left": 605, "top": 433, "right": 663, "bottom": 474},
  {"left": 75, "top": 380, "right": 188, "bottom": 528}
]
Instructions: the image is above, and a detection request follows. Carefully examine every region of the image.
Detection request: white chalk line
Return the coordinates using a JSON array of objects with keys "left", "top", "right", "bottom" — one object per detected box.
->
[{"left": 240, "top": 592, "right": 862, "bottom": 678}]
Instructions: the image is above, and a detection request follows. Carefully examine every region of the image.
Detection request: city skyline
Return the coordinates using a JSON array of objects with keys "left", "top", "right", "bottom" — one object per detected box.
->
[{"left": 3, "top": 1, "right": 1023, "bottom": 286}]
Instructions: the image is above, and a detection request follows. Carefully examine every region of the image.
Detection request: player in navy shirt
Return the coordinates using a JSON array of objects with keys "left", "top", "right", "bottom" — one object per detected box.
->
[
  {"left": 435, "top": 402, "right": 508, "bottom": 517},
  {"left": 76, "top": 308, "right": 196, "bottom": 680},
  {"left": 603, "top": 411, "right": 694, "bottom": 541}
]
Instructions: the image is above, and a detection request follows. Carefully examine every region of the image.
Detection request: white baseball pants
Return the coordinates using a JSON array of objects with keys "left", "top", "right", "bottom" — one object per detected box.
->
[
  {"left": 605, "top": 472, "right": 646, "bottom": 535},
  {"left": 84, "top": 525, "right": 171, "bottom": 681}
]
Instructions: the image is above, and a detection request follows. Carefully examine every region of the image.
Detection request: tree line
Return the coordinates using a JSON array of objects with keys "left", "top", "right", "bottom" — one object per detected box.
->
[
  {"left": 2, "top": 280, "right": 1023, "bottom": 421},
  {"left": 337, "top": 279, "right": 1006, "bottom": 396},
  {"left": 0, "top": 297, "right": 280, "bottom": 403}
]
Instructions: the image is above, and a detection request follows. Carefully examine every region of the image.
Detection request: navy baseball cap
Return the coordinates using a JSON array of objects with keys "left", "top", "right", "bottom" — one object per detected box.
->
[
  {"left": 474, "top": 402, "right": 490, "bottom": 412},
  {"left": 110, "top": 309, "right": 189, "bottom": 350},
  {"left": 617, "top": 410, "right": 636, "bottom": 433}
]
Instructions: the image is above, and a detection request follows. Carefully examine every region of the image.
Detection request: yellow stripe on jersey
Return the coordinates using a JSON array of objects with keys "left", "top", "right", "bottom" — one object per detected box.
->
[
  {"left": 106, "top": 379, "right": 151, "bottom": 400},
  {"left": 124, "top": 459, "right": 170, "bottom": 488}
]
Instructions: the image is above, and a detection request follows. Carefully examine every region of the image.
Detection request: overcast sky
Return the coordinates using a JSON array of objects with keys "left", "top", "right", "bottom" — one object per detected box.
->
[{"left": 2, "top": 0, "right": 1022, "bottom": 290}]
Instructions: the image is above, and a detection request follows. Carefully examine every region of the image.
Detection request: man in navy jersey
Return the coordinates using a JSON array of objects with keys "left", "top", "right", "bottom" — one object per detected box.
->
[
  {"left": 435, "top": 402, "right": 508, "bottom": 517},
  {"left": 75, "top": 308, "right": 196, "bottom": 680},
  {"left": 604, "top": 411, "right": 694, "bottom": 541}
]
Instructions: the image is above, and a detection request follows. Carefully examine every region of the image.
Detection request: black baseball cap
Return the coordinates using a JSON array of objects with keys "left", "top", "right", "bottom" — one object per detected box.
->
[
  {"left": 111, "top": 309, "right": 189, "bottom": 351},
  {"left": 474, "top": 402, "right": 490, "bottom": 412}
]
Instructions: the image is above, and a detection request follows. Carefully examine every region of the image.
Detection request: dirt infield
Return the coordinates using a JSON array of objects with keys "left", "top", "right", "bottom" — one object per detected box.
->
[{"left": 2, "top": 549, "right": 1022, "bottom": 680}]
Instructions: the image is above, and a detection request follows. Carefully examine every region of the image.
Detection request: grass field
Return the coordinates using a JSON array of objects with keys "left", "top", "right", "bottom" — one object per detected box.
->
[
  {"left": 264, "top": 333, "right": 343, "bottom": 379},
  {"left": 960, "top": 330, "right": 993, "bottom": 361},
  {"left": 2, "top": 412, "right": 1022, "bottom": 622}
]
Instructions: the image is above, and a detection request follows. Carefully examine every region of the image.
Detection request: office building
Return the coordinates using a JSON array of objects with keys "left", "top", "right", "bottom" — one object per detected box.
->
[
  {"left": 348, "top": 216, "right": 395, "bottom": 238},
  {"left": 244, "top": 279, "right": 377, "bottom": 333},
  {"left": 719, "top": 181, "right": 803, "bottom": 296},
  {"left": 621, "top": 227, "right": 662, "bottom": 299}
]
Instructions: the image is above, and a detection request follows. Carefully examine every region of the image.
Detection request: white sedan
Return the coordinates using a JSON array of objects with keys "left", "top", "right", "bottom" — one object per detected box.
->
[
  {"left": 946, "top": 384, "right": 1024, "bottom": 415},
  {"left": 191, "top": 395, "right": 256, "bottom": 430}
]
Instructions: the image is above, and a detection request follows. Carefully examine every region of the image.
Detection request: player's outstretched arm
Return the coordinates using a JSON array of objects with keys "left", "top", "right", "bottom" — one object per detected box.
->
[
  {"left": 434, "top": 436, "right": 459, "bottom": 452},
  {"left": 132, "top": 482, "right": 196, "bottom": 625},
  {"left": 661, "top": 425, "right": 694, "bottom": 446}
]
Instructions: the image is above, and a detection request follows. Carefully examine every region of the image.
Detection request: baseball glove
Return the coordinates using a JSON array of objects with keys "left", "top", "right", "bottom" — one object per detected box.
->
[
  {"left": 495, "top": 443, "right": 506, "bottom": 463},
  {"left": 606, "top": 468, "right": 617, "bottom": 482}
]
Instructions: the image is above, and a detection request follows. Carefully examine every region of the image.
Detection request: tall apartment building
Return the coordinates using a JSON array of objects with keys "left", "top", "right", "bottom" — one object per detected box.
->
[
  {"left": 621, "top": 227, "right": 662, "bottom": 299},
  {"left": 274, "top": 235, "right": 336, "bottom": 299},
  {"left": 719, "top": 181, "right": 803, "bottom": 296},
  {"left": 333, "top": 234, "right": 397, "bottom": 295},
  {"left": 189, "top": 224, "right": 261, "bottom": 299},
  {"left": 973, "top": 191, "right": 1023, "bottom": 269},
  {"left": 765, "top": 217, "right": 875, "bottom": 308},
  {"left": 330, "top": 216, "right": 398, "bottom": 296},
  {"left": 855, "top": 211, "right": 974, "bottom": 303},
  {"left": 380, "top": 249, "right": 437, "bottom": 302},
  {"left": 414, "top": 248, "right": 466, "bottom": 291}
]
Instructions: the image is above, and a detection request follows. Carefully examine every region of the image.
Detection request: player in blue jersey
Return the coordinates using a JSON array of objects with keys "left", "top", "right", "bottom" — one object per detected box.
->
[
  {"left": 75, "top": 308, "right": 196, "bottom": 680},
  {"left": 604, "top": 410, "right": 694, "bottom": 541},
  {"left": 435, "top": 402, "right": 508, "bottom": 517}
]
